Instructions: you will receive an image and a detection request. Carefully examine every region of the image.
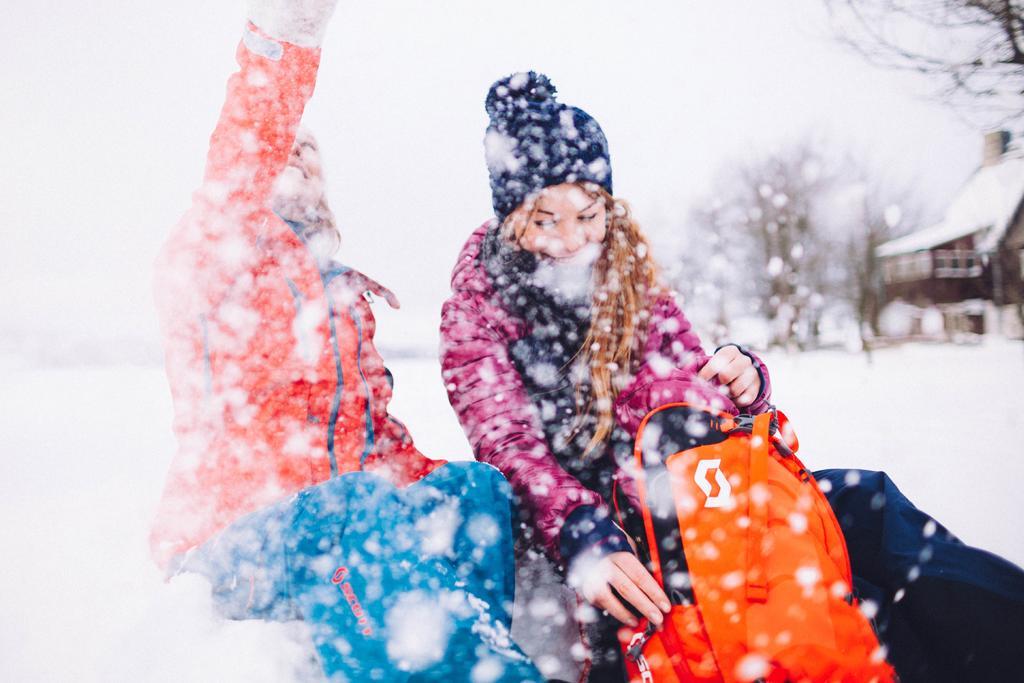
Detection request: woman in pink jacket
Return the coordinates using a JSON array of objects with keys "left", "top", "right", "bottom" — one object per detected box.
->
[
  {"left": 440, "top": 71, "right": 1024, "bottom": 682},
  {"left": 441, "top": 71, "right": 772, "bottom": 679}
]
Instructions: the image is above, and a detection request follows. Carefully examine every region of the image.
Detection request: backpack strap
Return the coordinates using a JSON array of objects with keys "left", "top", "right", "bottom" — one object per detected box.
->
[
  {"left": 746, "top": 412, "right": 772, "bottom": 603},
  {"left": 649, "top": 468, "right": 693, "bottom": 606},
  {"left": 634, "top": 405, "right": 729, "bottom": 607}
]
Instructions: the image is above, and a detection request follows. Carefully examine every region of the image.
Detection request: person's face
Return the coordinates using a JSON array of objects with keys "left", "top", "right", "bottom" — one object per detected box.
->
[
  {"left": 287, "top": 128, "right": 323, "bottom": 181},
  {"left": 510, "top": 183, "right": 608, "bottom": 260},
  {"left": 271, "top": 129, "right": 325, "bottom": 216}
]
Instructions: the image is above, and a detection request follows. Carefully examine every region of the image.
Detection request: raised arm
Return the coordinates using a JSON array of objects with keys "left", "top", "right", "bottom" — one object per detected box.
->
[{"left": 155, "top": 1, "right": 336, "bottom": 319}]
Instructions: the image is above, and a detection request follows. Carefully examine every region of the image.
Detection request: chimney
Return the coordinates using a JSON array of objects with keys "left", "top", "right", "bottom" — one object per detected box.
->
[{"left": 983, "top": 130, "right": 1010, "bottom": 166}]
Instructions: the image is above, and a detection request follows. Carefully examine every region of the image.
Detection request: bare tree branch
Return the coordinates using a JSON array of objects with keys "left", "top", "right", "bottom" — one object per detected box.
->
[{"left": 824, "top": 0, "right": 1024, "bottom": 127}]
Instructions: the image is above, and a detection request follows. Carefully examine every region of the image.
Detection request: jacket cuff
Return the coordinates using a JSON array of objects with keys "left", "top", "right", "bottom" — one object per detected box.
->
[{"left": 559, "top": 505, "right": 632, "bottom": 567}]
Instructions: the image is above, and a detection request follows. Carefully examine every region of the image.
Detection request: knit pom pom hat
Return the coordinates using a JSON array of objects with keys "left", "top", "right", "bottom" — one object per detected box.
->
[{"left": 483, "top": 72, "right": 613, "bottom": 224}]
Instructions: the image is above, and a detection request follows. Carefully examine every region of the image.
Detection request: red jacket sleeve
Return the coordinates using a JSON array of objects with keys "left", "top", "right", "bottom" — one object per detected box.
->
[
  {"left": 440, "top": 286, "right": 604, "bottom": 562},
  {"left": 154, "top": 23, "right": 322, "bottom": 321}
]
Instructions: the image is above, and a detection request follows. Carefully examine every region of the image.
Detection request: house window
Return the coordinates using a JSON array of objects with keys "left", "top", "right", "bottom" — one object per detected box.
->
[
  {"left": 884, "top": 252, "right": 933, "bottom": 283},
  {"left": 934, "top": 249, "right": 982, "bottom": 278}
]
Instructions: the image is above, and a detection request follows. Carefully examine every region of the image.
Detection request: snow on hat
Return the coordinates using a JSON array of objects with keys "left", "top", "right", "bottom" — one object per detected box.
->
[{"left": 484, "top": 71, "right": 613, "bottom": 224}]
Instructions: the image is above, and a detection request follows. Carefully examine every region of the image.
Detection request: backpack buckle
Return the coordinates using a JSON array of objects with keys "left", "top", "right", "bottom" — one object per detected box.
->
[
  {"left": 731, "top": 407, "right": 795, "bottom": 457},
  {"left": 625, "top": 620, "right": 659, "bottom": 661}
]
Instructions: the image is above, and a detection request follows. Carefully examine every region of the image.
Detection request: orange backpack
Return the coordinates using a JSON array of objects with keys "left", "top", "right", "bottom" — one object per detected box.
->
[{"left": 613, "top": 404, "right": 894, "bottom": 683}]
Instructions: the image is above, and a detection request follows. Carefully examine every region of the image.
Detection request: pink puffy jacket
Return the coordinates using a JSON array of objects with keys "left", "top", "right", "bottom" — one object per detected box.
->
[{"left": 440, "top": 223, "right": 772, "bottom": 561}]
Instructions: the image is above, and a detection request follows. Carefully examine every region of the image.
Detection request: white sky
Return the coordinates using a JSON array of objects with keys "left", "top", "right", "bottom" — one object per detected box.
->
[{"left": 0, "top": 0, "right": 986, "bottom": 355}]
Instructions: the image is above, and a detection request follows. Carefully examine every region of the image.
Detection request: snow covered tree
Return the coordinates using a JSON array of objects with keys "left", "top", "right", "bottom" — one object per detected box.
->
[
  {"left": 731, "top": 144, "right": 842, "bottom": 349},
  {"left": 832, "top": 179, "right": 919, "bottom": 351},
  {"left": 676, "top": 198, "right": 752, "bottom": 347},
  {"left": 685, "top": 143, "right": 918, "bottom": 352}
]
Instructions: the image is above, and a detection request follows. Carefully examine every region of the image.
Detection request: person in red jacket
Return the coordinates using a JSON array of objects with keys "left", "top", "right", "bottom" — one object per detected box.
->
[
  {"left": 149, "top": 4, "right": 541, "bottom": 680},
  {"left": 150, "top": 12, "right": 440, "bottom": 570}
]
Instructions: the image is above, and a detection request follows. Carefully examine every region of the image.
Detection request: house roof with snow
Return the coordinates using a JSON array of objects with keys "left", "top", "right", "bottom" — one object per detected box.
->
[{"left": 877, "top": 149, "right": 1024, "bottom": 258}]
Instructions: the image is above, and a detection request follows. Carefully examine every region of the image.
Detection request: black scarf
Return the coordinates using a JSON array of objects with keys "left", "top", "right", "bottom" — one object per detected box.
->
[{"left": 479, "top": 227, "right": 632, "bottom": 503}]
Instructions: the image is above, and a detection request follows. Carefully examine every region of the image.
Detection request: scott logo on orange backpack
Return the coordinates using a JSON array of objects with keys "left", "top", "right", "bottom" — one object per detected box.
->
[
  {"left": 694, "top": 459, "right": 732, "bottom": 508},
  {"left": 615, "top": 404, "right": 894, "bottom": 683}
]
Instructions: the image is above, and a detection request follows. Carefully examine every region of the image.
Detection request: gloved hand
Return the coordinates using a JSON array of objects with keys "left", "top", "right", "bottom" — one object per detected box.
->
[{"left": 247, "top": 0, "right": 340, "bottom": 47}]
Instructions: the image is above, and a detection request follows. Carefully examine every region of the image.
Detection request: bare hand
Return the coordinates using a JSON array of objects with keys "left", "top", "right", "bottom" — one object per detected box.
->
[
  {"left": 570, "top": 552, "right": 671, "bottom": 627},
  {"left": 326, "top": 271, "right": 401, "bottom": 310},
  {"left": 698, "top": 345, "right": 760, "bottom": 408},
  {"left": 355, "top": 272, "right": 401, "bottom": 310}
]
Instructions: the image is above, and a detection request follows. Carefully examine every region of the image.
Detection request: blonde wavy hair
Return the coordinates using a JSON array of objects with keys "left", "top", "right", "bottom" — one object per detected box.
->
[{"left": 504, "top": 185, "right": 661, "bottom": 457}]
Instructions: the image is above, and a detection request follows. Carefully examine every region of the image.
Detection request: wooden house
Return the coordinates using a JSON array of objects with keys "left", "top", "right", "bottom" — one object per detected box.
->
[{"left": 876, "top": 131, "right": 1024, "bottom": 339}]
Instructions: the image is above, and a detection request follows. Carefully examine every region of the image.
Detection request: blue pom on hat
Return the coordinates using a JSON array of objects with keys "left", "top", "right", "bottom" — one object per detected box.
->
[{"left": 484, "top": 71, "right": 613, "bottom": 223}]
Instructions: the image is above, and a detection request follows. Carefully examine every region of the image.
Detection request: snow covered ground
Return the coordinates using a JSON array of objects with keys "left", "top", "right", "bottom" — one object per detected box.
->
[{"left": 1, "top": 339, "right": 1021, "bottom": 681}]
